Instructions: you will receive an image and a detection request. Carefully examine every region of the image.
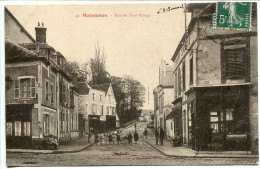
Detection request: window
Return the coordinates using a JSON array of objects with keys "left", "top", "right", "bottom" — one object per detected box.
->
[
  {"left": 178, "top": 68, "right": 181, "bottom": 95},
  {"left": 210, "top": 112, "right": 219, "bottom": 133},
  {"left": 190, "top": 56, "right": 193, "bottom": 85},
  {"left": 71, "top": 113, "right": 73, "bottom": 130},
  {"left": 107, "top": 106, "right": 109, "bottom": 114},
  {"left": 100, "top": 95, "right": 102, "bottom": 102},
  {"left": 62, "top": 112, "right": 65, "bottom": 132},
  {"left": 14, "top": 77, "right": 36, "bottom": 99},
  {"left": 14, "top": 121, "right": 21, "bottom": 136},
  {"left": 174, "top": 73, "right": 177, "bottom": 98},
  {"left": 182, "top": 63, "right": 185, "bottom": 91},
  {"left": 93, "top": 93, "right": 95, "bottom": 101},
  {"left": 45, "top": 80, "right": 49, "bottom": 102},
  {"left": 225, "top": 47, "right": 246, "bottom": 81},
  {"left": 14, "top": 80, "right": 19, "bottom": 98},
  {"left": 43, "top": 114, "right": 49, "bottom": 135},
  {"left": 86, "top": 104, "right": 88, "bottom": 113},
  {"left": 24, "top": 122, "right": 30, "bottom": 136},
  {"left": 6, "top": 122, "right": 12, "bottom": 136},
  {"left": 66, "top": 110, "right": 69, "bottom": 132},
  {"left": 108, "top": 95, "right": 111, "bottom": 102},
  {"left": 101, "top": 105, "right": 104, "bottom": 115},
  {"left": 50, "top": 83, "right": 54, "bottom": 104},
  {"left": 92, "top": 104, "right": 97, "bottom": 114}
]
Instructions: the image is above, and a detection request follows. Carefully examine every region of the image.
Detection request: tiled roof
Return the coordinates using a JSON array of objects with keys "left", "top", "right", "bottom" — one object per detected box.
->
[
  {"left": 5, "top": 40, "right": 37, "bottom": 58},
  {"left": 90, "top": 83, "right": 110, "bottom": 94},
  {"left": 77, "top": 82, "right": 90, "bottom": 95},
  {"left": 18, "top": 42, "right": 55, "bottom": 51}
]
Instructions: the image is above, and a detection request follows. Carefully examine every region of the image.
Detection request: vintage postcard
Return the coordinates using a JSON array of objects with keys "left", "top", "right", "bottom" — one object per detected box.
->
[{"left": 3, "top": 1, "right": 259, "bottom": 167}]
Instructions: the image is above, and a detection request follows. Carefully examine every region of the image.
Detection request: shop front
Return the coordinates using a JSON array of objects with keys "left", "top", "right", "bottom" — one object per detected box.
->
[
  {"left": 186, "top": 85, "right": 250, "bottom": 151},
  {"left": 6, "top": 104, "right": 33, "bottom": 149}
]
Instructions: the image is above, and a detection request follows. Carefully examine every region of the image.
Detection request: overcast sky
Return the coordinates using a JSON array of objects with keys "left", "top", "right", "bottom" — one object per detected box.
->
[{"left": 7, "top": 4, "right": 189, "bottom": 110}]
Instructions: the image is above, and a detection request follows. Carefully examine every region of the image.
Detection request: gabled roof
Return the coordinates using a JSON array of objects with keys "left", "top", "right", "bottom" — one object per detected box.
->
[
  {"left": 5, "top": 7, "right": 36, "bottom": 43},
  {"left": 90, "top": 83, "right": 110, "bottom": 94},
  {"left": 77, "top": 82, "right": 90, "bottom": 95}
]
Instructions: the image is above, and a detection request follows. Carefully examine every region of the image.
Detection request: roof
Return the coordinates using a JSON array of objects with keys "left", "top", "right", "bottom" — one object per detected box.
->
[
  {"left": 5, "top": 7, "right": 36, "bottom": 43},
  {"left": 19, "top": 42, "right": 55, "bottom": 51},
  {"left": 90, "top": 83, "right": 110, "bottom": 94},
  {"left": 77, "top": 82, "right": 90, "bottom": 95},
  {"left": 5, "top": 40, "right": 51, "bottom": 66}
]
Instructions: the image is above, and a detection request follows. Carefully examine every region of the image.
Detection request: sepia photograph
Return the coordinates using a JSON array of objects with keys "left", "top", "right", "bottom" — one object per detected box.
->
[{"left": 3, "top": 1, "right": 259, "bottom": 167}]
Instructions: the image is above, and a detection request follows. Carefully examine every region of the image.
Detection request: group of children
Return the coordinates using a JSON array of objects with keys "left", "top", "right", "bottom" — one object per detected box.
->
[{"left": 93, "top": 130, "right": 140, "bottom": 146}]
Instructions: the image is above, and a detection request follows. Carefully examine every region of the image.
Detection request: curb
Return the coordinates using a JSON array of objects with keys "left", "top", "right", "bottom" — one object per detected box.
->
[
  {"left": 7, "top": 142, "right": 95, "bottom": 154},
  {"left": 144, "top": 139, "right": 258, "bottom": 159}
]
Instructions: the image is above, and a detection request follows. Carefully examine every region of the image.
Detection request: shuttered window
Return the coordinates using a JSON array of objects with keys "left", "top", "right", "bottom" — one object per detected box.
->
[
  {"left": 14, "top": 80, "right": 19, "bottom": 99},
  {"left": 14, "top": 77, "right": 36, "bottom": 99},
  {"left": 225, "top": 48, "right": 246, "bottom": 80},
  {"left": 31, "top": 78, "right": 36, "bottom": 98},
  {"left": 190, "top": 57, "right": 193, "bottom": 85},
  {"left": 174, "top": 73, "right": 177, "bottom": 98},
  {"left": 178, "top": 68, "right": 181, "bottom": 95}
]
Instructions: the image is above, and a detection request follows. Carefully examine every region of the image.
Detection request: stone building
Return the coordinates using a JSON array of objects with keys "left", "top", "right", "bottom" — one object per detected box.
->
[
  {"left": 5, "top": 7, "right": 79, "bottom": 148},
  {"left": 169, "top": 3, "right": 257, "bottom": 154},
  {"left": 78, "top": 83, "right": 118, "bottom": 135}
]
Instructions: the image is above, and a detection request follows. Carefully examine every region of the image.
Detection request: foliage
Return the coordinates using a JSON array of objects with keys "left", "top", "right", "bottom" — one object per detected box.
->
[{"left": 89, "top": 42, "right": 111, "bottom": 85}]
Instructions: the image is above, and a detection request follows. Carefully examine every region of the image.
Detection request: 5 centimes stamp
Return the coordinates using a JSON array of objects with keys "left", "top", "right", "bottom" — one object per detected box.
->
[{"left": 215, "top": 2, "right": 252, "bottom": 31}]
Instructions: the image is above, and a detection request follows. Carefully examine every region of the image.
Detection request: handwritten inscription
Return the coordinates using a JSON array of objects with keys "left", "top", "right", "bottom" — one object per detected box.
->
[{"left": 157, "top": 5, "right": 184, "bottom": 14}]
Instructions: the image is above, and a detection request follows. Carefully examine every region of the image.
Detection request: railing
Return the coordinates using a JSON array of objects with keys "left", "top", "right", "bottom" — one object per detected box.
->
[{"left": 120, "top": 119, "right": 139, "bottom": 128}]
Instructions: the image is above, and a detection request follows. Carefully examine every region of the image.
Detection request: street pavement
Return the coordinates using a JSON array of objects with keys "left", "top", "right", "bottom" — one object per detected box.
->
[{"left": 6, "top": 122, "right": 259, "bottom": 166}]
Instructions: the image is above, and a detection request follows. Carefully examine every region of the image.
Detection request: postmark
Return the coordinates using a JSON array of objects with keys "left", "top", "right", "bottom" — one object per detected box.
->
[{"left": 215, "top": 2, "right": 252, "bottom": 31}]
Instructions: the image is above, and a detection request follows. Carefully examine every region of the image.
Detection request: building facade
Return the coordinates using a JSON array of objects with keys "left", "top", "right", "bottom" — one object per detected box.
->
[
  {"left": 169, "top": 3, "right": 257, "bottom": 154},
  {"left": 153, "top": 60, "right": 174, "bottom": 139},
  {"left": 5, "top": 8, "right": 79, "bottom": 148},
  {"left": 78, "top": 83, "right": 119, "bottom": 135}
]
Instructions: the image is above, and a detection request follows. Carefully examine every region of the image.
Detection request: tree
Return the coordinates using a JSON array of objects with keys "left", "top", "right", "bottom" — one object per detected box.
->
[
  {"left": 63, "top": 60, "right": 92, "bottom": 83},
  {"left": 89, "top": 42, "right": 111, "bottom": 84},
  {"left": 63, "top": 61, "right": 80, "bottom": 75}
]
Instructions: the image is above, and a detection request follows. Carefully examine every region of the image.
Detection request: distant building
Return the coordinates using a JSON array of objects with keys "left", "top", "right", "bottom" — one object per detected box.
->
[
  {"left": 78, "top": 83, "right": 119, "bottom": 135},
  {"left": 153, "top": 60, "right": 174, "bottom": 137}
]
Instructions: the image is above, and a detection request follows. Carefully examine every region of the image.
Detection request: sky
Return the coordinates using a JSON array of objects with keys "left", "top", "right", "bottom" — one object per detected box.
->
[{"left": 7, "top": 3, "right": 189, "bottom": 110}]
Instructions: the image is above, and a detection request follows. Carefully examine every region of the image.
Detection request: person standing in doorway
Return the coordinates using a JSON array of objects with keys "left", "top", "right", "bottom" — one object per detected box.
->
[
  {"left": 160, "top": 128, "right": 165, "bottom": 145},
  {"left": 155, "top": 129, "right": 159, "bottom": 145}
]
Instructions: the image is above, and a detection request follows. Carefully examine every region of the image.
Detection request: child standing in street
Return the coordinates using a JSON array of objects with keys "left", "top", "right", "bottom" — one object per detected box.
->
[
  {"left": 128, "top": 132, "right": 133, "bottom": 146},
  {"left": 94, "top": 134, "right": 99, "bottom": 145},
  {"left": 134, "top": 131, "right": 139, "bottom": 144}
]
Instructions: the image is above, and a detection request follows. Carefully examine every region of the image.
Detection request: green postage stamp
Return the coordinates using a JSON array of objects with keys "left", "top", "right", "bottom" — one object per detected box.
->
[{"left": 215, "top": 2, "right": 252, "bottom": 31}]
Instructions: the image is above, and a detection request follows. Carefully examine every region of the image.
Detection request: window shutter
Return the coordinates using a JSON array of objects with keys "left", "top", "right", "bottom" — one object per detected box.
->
[
  {"left": 31, "top": 78, "right": 36, "bottom": 98},
  {"left": 225, "top": 48, "right": 246, "bottom": 80},
  {"left": 14, "top": 80, "right": 19, "bottom": 99}
]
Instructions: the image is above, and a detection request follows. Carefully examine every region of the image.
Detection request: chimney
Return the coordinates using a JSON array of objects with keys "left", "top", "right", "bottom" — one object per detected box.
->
[{"left": 35, "top": 22, "right": 47, "bottom": 43}]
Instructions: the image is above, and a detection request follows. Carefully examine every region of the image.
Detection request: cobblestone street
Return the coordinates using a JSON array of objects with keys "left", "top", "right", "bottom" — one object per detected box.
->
[{"left": 6, "top": 122, "right": 258, "bottom": 166}]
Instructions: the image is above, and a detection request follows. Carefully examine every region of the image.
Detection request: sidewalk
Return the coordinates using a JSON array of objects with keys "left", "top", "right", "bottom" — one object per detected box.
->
[
  {"left": 7, "top": 121, "right": 139, "bottom": 154},
  {"left": 144, "top": 128, "right": 258, "bottom": 158},
  {"left": 7, "top": 136, "right": 94, "bottom": 154}
]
